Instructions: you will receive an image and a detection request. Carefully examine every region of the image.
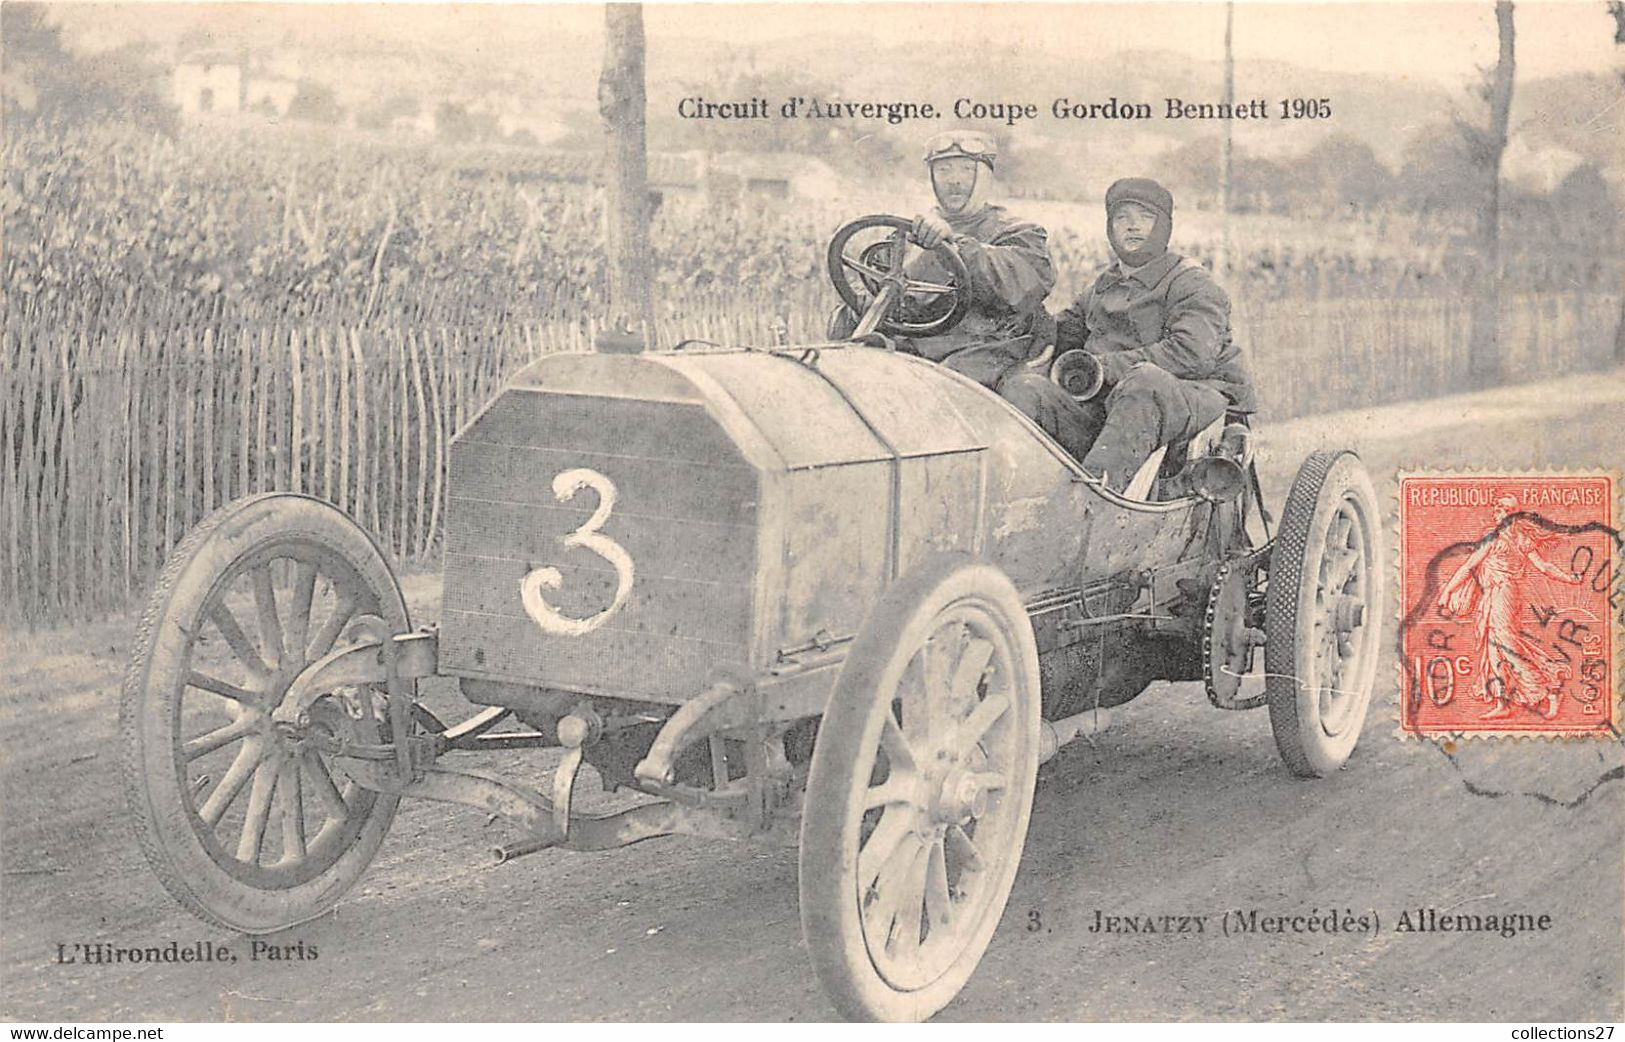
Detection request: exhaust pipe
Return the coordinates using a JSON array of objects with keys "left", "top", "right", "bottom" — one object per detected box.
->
[{"left": 1038, "top": 706, "right": 1114, "bottom": 764}]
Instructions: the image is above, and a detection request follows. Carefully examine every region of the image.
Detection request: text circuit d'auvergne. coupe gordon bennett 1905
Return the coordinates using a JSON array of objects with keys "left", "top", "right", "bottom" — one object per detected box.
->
[{"left": 121, "top": 215, "right": 1383, "bottom": 1021}]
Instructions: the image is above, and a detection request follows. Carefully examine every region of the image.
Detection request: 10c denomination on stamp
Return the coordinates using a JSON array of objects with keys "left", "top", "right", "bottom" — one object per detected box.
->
[{"left": 1399, "top": 473, "right": 1618, "bottom": 737}]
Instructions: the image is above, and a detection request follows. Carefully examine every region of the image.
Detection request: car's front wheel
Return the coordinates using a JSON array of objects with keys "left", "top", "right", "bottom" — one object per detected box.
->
[
  {"left": 799, "top": 554, "right": 1042, "bottom": 1021},
  {"left": 121, "top": 493, "right": 406, "bottom": 932},
  {"left": 1265, "top": 450, "right": 1383, "bottom": 776}
]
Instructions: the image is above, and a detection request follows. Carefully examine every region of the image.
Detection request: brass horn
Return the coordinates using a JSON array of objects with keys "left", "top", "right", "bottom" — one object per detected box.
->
[
  {"left": 1187, "top": 423, "right": 1254, "bottom": 501},
  {"left": 1050, "top": 350, "right": 1105, "bottom": 402}
]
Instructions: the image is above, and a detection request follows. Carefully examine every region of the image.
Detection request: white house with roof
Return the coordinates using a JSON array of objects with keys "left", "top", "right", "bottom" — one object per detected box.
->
[
  {"left": 172, "top": 50, "right": 241, "bottom": 115},
  {"left": 173, "top": 49, "right": 301, "bottom": 118}
]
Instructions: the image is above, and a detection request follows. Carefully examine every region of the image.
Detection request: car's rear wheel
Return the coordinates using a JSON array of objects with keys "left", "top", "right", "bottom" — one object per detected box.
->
[
  {"left": 800, "top": 555, "right": 1041, "bottom": 1021},
  {"left": 121, "top": 494, "right": 406, "bottom": 932},
  {"left": 1265, "top": 450, "right": 1383, "bottom": 776}
]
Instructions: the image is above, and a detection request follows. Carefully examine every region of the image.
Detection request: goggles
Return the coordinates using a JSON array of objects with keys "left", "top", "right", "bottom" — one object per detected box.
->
[{"left": 923, "top": 130, "right": 997, "bottom": 169}]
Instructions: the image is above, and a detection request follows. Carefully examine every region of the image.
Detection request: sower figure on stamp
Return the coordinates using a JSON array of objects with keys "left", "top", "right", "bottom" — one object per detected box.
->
[
  {"left": 1000, "top": 178, "right": 1257, "bottom": 492},
  {"left": 830, "top": 129, "right": 1057, "bottom": 395},
  {"left": 1437, "top": 495, "right": 1585, "bottom": 719}
]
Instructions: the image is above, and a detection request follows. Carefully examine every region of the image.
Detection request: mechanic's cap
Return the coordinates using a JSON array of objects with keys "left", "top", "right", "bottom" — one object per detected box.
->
[
  {"left": 924, "top": 129, "right": 997, "bottom": 170},
  {"left": 1105, "top": 177, "right": 1174, "bottom": 218}
]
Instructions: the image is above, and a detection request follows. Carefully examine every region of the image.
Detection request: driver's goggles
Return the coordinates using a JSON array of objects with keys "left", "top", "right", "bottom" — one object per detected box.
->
[{"left": 923, "top": 130, "right": 997, "bottom": 165}]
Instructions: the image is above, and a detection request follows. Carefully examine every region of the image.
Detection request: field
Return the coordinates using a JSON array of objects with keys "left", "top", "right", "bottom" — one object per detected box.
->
[{"left": 3, "top": 119, "right": 1621, "bottom": 623}]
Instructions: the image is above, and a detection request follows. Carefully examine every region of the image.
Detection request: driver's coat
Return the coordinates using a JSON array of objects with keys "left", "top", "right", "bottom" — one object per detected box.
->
[{"left": 900, "top": 203, "right": 1055, "bottom": 386}]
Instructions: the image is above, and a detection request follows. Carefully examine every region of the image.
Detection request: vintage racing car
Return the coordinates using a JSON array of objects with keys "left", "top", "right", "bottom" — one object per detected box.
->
[{"left": 121, "top": 215, "right": 1383, "bottom": 1021}]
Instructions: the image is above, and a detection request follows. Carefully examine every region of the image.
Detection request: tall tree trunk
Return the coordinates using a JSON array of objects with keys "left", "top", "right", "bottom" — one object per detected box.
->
[
  {"left": 1219, "top": 1, "right": 1235, "bottom": 279},
  {"left": 598, "top": 3, "right": 656, "bottom": 349},
  {"left": 1470, "top": 1, "right": 1515, "bottom": 386}
]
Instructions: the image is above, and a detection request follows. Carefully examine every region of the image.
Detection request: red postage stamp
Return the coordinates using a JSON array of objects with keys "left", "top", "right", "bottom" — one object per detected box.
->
[{"left": 1399, "top": 473, "right": 1619, "bottom": 737}]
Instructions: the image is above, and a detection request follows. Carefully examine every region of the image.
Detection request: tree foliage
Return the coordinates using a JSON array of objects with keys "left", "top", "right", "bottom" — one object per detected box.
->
[
  {"left": 286, "top": 79, "right": 344, "bottom": 125},
  {"left": 1398, "top": 126, "right": 1479, "bottom": 214},
  {"left": 432, "top": 101, "right": 501, "bottom": 144},
  {"left": 1160, "top": 134, "right": 1399, "bottom": 217},
  {"left": 1, "top": 3, "right": 176, "bottom": 133},
  {"left": 356, "top": 93, "right": 420, "bottom": 131}
]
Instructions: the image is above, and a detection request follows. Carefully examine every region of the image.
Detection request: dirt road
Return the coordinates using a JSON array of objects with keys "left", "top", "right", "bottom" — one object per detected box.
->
[{"left": 4, "top": 372, "right": 1622, "bottom": 1022}]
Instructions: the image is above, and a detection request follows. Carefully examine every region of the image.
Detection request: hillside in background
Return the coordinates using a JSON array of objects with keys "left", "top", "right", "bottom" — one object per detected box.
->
[
  {"left": 1512, "top": 72, "right": 1625, "bottom": 173},
  {"left": 40, "top": 4, "right": 1622, "bottom": 179}
]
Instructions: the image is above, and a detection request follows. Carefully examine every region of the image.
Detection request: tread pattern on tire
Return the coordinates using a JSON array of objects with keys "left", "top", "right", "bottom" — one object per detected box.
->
[{"left": 1264, "top": 449, "right": 1352, "bottom": 778}]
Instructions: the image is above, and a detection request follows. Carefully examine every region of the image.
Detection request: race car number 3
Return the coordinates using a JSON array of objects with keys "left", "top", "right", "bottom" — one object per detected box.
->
[{"left": 519, "top": 468, "right": 635, "bottom": 636}]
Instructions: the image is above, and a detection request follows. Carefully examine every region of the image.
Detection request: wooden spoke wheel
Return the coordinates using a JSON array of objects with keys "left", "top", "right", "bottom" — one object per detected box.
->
[
  {"left": 1265, "top": 450, "right": 1383, "bottom": 777},
  {"left": 121, "top": 494, "right": 407, "bottom": 933},
  {"left": 800, "top": 555, "right": 1040, "bottom": 1021}
]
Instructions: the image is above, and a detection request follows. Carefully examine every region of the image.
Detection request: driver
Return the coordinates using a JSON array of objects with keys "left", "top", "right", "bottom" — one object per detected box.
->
[
  {"left": 833, "top": 130, "right": 1056, "bottom": 392},
  {"left": 1001, "top": 178, "right": 1257, "bottom": 491}
]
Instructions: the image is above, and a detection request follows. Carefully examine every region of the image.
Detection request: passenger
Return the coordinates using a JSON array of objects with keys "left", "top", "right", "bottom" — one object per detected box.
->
[
  {"left": 1001, "top": 178, "right": 1257, "bottom": 492},
  {"left": 833, "top": 129, "right": 1056, "bottom": 393}
]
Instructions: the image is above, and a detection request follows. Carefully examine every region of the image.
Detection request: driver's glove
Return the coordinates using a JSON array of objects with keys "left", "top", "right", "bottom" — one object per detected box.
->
[{"left": 911, "top": 213, "right": 955, "bottom": 251}]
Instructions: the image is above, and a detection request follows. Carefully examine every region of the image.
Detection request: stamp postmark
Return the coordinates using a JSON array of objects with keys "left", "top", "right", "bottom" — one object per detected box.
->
[{"left": 1399, "top": 473, "right": 1619, "bottom": 738}]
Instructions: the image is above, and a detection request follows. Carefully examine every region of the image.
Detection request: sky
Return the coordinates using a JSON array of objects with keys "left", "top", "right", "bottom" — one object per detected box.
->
[
  {"left": 642, "top": 2, "right": 1621, "bottom": 85},
  {"left": 44, "top": 1, "right": 1624, "bottom": 89}
]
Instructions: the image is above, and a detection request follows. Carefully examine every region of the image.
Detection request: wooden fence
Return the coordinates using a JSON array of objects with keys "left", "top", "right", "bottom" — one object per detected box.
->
[
  {"left": 3, "top": 290, "right": 1619, "bottom": 625},
  {"left": 5, "top": 321, "right": 525, "bottom": 624},
  {"left": 1237, "top": 291, "right": 1621, "bottom": 420}
]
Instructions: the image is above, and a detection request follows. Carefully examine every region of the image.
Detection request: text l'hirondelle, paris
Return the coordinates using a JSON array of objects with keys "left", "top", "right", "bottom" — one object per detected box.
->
[{"left": 53, "top": 939, "right": 318, "bottom": 965}]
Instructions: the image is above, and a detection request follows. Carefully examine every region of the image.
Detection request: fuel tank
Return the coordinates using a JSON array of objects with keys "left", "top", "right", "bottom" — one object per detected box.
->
[{"left": 438, "top": 345, "right": 1202, "bottom": 704}]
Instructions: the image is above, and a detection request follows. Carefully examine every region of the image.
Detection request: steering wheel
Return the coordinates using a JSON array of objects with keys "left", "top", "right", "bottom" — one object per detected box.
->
[{"left": 825, "top": 214, "right": 972, "bottom": 338}]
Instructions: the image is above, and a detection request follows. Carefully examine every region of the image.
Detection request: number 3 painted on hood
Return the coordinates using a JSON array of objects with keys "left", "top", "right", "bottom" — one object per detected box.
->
[{"left": 520, "top": 468, "right": 635, "bottom": 637}]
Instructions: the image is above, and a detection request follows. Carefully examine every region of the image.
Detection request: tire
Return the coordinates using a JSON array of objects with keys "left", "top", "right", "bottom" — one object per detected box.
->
[
  {"left": 1265, "top": 451, "right": 1384, "bottom": 777},
  {"left": 121, "top": 493, "right": 407, "bottom": 933},
  {"left": 799, "top": 554, "right": 1041, "bottom": 1021}
]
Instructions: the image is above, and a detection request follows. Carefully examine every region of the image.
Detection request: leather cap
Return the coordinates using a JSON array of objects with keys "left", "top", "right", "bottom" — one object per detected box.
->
[{"left": 1105, "top": 177, "right": 1174, "bottom": 217}]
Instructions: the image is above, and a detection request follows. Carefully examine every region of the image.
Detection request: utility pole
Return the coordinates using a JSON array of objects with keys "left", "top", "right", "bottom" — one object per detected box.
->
[
  {"left": 1469, "top": 1, "right": 1515, "bottom": 386},
  {"left": 597, "top": 3, "right": 657, "bottom": 349}
]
